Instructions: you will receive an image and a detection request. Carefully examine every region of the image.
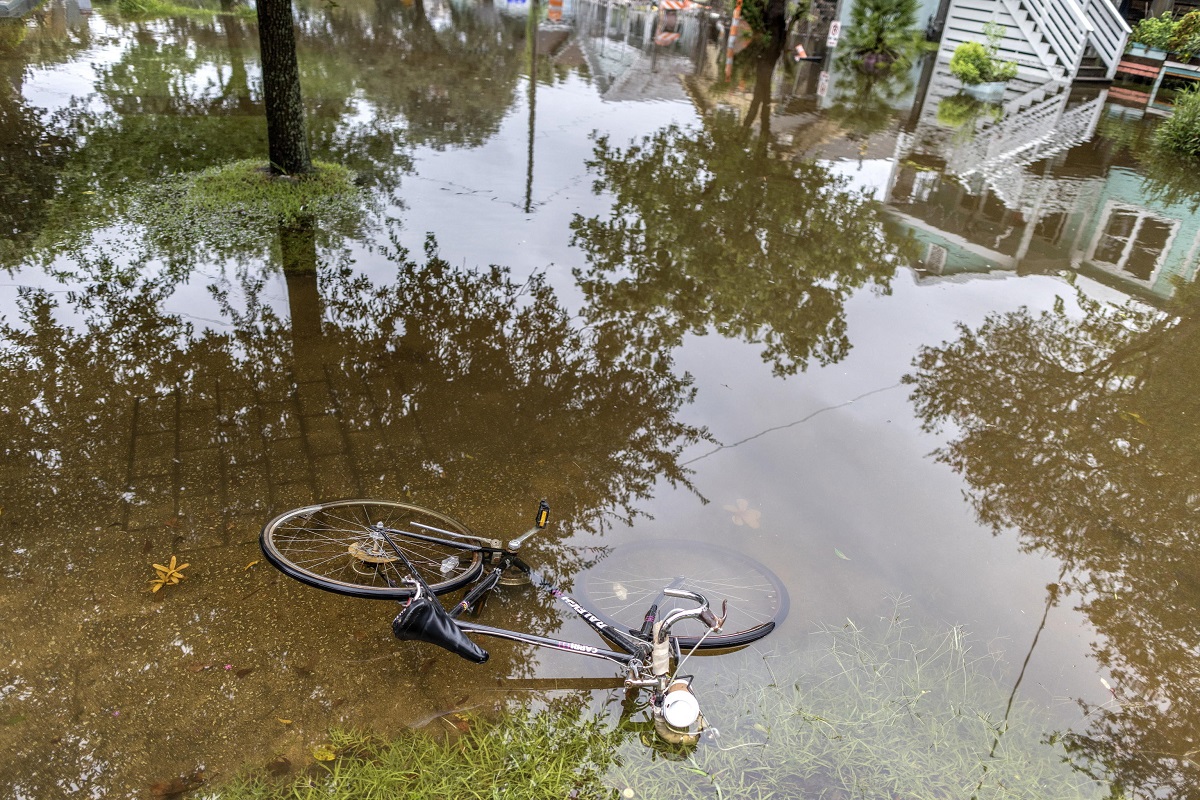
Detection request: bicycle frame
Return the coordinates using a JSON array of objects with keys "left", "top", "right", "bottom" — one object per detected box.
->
[
  {"left": 455, "top": 558, "right": 650, "bottom": 667},
  {"left": 378, "top": 514, "right": 723, "bottom": 740}
]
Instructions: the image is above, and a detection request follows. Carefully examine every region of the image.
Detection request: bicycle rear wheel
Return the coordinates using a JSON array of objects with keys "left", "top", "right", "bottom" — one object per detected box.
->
[
  {"left": 578, "top": 540, "right": 788, "bottom": 650},
  {"left": 261, "top": 500, "right": 484, "bottom": 599}
]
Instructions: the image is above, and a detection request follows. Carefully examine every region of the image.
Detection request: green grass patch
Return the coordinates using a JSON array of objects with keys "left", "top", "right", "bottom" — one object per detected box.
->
[
  {"left": 205, "top": 608, "right": 1105, "bottom": 800},
  {"left": 210, "top": 699, "right": 624, "bottom": 800},
  {"left": 129, "top": 159, "right": 371, "bottom": 258},
  {"left": 105, "top": 0, "right": 250, "bottom": 18}
]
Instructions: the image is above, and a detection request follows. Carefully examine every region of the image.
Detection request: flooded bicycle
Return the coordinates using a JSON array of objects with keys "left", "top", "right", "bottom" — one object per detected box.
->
[{"left": 261, "top": 500, "right": 788, "bottom": 742}]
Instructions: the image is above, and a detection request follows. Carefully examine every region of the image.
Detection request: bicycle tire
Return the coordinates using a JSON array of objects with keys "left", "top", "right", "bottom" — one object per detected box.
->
[
  {"left": 261, "top": 500, "right": 484, "bottom": 599},
  {"left": 578, "top": 540, "right": 788, "bottom": 650}
]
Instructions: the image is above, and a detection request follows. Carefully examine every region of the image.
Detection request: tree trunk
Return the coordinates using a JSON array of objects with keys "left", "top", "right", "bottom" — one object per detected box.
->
[
  {"left": 280, "top": 218, "right": 324, "bottom": 381},
  {"left": 256, "top": 0, "right": 312, "bottom": 175}
]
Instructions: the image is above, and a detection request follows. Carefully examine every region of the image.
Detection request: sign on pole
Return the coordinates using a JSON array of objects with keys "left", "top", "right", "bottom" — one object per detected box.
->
[{"left": 826, "top": 21, "right": 840, "bottom": 48}]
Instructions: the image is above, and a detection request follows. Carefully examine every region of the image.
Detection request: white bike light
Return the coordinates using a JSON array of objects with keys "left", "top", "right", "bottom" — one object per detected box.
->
[{"left": 661, "top": 681, "right": 701, "bottom": 730}]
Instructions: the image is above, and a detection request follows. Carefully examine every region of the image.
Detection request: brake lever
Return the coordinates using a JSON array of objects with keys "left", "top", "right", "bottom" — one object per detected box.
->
[{"left": 699, "top": 600, "right": 727, "bottom": 632}]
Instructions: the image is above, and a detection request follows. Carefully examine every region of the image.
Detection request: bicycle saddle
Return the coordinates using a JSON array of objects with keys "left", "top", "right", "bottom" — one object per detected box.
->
[{"left": 392, "top": 595, "right": 489, "bottom": 663}]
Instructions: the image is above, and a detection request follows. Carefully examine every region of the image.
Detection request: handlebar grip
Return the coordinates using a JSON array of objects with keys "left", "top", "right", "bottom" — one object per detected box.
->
[{"left": 699, "top": 607, "right": 718, "bottom": 629}]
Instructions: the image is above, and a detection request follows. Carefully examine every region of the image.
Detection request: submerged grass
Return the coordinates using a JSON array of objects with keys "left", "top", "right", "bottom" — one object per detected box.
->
[
  {"left": 129, "top": 160, "right": 370, "bottom": 257},
  {"left": 610, "top": 607, "right": 1103, "bottom": 799},
  {"left": 207, "top": 607, "right": 1105, "bottom": 800}
]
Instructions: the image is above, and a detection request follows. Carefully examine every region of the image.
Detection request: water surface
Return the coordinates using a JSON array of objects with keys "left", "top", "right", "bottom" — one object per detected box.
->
[{"left": 1, "top": 0, "right": 1198, "bottom": 797}]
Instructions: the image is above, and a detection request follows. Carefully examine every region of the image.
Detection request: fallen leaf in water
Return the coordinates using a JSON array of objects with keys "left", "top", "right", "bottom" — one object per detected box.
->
[
  {"left": 236, "top": 667, "right": 256, "bottom": 679},
  {"left": 443, "top": 713, "right": 471, "bottom": 733},
  {"left": 834, "top": 548, "right": 850, "bottom": 561},
  {"left": 312, "top": 744, "right": 336, "bottom": 762},
  {"left": 723, "top": 499, "right": 761, "bottom": 529},
  {"left": 244, "top": 560, "right": 260, "bottom": 571},
  {"left": 277, "top": 718, "right": 293, "bottom": 725},
  {"left": 149, "top": 555, "right": 189, "bottom": 593},
  {"left": 148, "top": 770, "right": 204, "bottom": 798},
  {"left": 188, "top": 663, "right": 211, "bottom": 673},
  {"left": 612, "top": 583, "right": 628, "bottom": 601},
  {"left": 149, "top": 778, "right": 188, "bottom": 799}
]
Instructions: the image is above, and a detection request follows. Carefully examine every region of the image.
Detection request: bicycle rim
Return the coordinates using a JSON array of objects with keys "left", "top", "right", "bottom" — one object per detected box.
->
[
  {"left": 579, "top": 540, "right": 789, "bottom": 650},
  {"left": 260, "top": 499, "right": 484, "bottom": 599}
]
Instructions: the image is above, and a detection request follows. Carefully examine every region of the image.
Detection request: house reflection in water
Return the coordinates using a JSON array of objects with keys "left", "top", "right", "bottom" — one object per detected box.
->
[
  {"left": 568, "top": 0, "right": 1199, "bottom": 300},
  {"left": 884, "top": 63, "right": 1200, "bottom": 301}
]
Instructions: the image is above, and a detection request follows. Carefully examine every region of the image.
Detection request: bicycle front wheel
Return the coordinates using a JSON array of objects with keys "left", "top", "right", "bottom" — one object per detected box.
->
[
  {"left": 261, "top": 500, "right": 484, "bottom": 599},
  {"left": 579, "top": 540, "right": 789, "bottom": 650}
]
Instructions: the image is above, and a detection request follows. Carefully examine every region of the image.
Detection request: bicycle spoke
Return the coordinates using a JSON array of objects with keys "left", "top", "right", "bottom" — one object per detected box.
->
[{"left": 261, "top": 500, "right": 484, "bottom": 599}]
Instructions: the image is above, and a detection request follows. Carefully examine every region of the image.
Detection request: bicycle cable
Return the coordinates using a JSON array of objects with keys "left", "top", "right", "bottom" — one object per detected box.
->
[{"left": 671, "top": 626, "right": 715, "bottom": 683}]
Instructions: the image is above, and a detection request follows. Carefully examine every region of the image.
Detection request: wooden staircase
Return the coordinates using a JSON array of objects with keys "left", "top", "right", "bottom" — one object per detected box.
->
[{"left": 936, "top": 0, "right": 1129, "bottom": 83}]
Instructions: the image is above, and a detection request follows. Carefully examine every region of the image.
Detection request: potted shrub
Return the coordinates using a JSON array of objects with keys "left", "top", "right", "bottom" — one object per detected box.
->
[
  {"left": 948, "top": 22, "right": 1018, "bottom": 102},
  {"left": 1167, "top": 10, "right": 1200, "bottom": 62},
  {"left": 1127, "top": 11, "right": 1175, "bottom": 59}
]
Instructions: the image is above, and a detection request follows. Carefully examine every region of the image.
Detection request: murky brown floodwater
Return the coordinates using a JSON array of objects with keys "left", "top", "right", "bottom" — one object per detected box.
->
[{"left": 2, "top": 0, "right": 1199, "bottom": 796}]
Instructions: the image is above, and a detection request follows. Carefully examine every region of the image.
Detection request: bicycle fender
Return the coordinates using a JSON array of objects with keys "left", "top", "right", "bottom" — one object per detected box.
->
[{"left": 392, "top": 597, "right": 489, "bottom": 663}]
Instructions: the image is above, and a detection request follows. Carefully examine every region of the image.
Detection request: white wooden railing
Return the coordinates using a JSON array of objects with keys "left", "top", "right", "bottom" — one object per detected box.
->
[
  {"left": 1082, "top": 0, "right": 1131, "bottom": 79},
  {"left": 1024, "top": 0, "right": 1091, "bottom": 75}
]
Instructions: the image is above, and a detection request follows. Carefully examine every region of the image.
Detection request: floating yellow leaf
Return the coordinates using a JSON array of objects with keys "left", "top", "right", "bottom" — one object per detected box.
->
[
  {"left": 312, "top": 744, "right": 336, "bottom": 762},
  {"left": 149, "top": 555, "right": 189, "bottom": 592},
  {"left": 834, "top": 548, "right": 850, "bottom": 561},
  {"left": 277, "top": 718, "right": 292, "bottom": 725},
  {"left": 244, "top": 560, "right": 260, "bottom": 571}
]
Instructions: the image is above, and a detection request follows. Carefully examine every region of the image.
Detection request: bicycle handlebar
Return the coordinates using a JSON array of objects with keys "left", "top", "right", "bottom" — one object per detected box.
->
[{"left": 655, "top": 589, "right": 725, "bottom": 644}]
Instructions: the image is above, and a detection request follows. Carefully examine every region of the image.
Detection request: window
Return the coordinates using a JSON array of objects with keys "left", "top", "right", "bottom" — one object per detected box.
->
[{"left": 1089, "top": 205, "right": 1178, "bottom": 283}]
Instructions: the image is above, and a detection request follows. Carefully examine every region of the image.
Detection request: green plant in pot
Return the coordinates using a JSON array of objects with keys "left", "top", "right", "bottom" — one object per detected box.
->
[
  {"left": 1127, "top": 11, "right": 1176, "bottom": 56},
  {"left": 1167, "top": 11, "right": 1200, "bottom": 61},
  {"left": 949, "top": 22, "right": 1018, "bottom": 101}
]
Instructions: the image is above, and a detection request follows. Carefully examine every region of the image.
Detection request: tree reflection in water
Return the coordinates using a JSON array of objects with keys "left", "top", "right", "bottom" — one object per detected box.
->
[
  {"left": 0, "top": 230, "right": 704, "bottom": 794},
  {"left": 571, "top": 49, "right": 916, "bottom": 377},
  {"left": 1, "top": 0, "right": 530, "bottom": 269},
  {"left": 905, "top": 281, "right": 1200, "bottom": 799}
]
